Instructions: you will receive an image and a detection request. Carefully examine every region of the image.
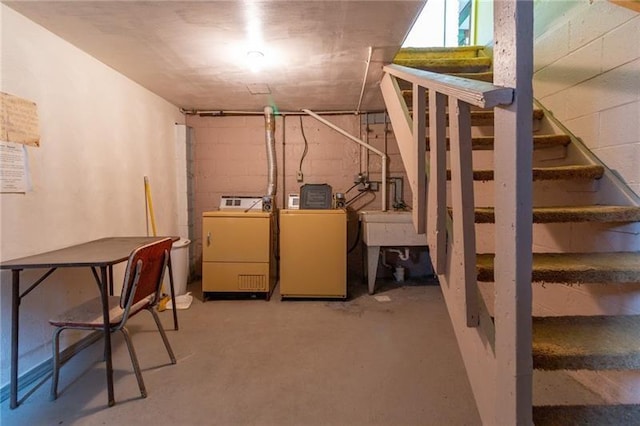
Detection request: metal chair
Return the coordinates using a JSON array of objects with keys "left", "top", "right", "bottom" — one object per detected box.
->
[{"left": 49, "top": 238, "right": 176, "bottom": 400}]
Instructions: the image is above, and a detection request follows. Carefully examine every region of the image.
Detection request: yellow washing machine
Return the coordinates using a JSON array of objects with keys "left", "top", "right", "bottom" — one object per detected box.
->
[
  {"left": 202, "top": 210, "right": 277, "bottom": 299},
  {"left": 279, "top": 209, "right": 346, "bottom": 299}
]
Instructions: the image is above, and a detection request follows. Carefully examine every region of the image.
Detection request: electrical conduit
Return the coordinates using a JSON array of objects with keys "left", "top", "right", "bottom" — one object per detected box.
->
[{"left": 301, "top": 108, "right": 387, "bottom": 211}]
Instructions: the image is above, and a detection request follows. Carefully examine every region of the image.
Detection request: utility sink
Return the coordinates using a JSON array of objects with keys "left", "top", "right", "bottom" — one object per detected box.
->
[
  {"left": 359, "top": 211, "right": 427, "bottom": 294},
  {"left": 359, "top": 211, "right": 427, "bottom": 246}
]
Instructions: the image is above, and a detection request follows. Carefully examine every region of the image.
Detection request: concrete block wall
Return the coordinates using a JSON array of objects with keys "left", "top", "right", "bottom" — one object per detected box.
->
[
  {"left": 533, "top": 0, "right": 640, "bottom": 196},
  {"left": 531, "top": 1, "right": 640, "bottom": 402},
  {"left": 185, "top": 113, "right": 412, "bottom": 279}
]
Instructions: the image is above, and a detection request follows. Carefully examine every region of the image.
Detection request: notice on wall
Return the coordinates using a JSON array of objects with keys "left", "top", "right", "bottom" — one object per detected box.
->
[
  {"left": 0, "top": 141, "right": 31, "bottom": 193},
  {"left": 1, "top": 92, "right": 40, "bottom": 147}
]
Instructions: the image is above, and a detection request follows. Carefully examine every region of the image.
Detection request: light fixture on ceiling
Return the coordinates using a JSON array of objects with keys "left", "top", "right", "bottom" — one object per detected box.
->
[{"left": 246, "top": 50, "right": 265, "bottom": 73}]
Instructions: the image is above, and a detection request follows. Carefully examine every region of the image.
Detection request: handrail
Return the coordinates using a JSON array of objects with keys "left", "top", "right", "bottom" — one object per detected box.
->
[{"left": 384, "top": 64, "right": 514, "bottom": 108}]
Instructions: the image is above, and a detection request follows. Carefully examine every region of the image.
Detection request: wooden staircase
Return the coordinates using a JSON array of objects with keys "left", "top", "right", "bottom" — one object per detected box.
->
[{"left": 389, "top": 46, "right": 640, "bottom": 424}]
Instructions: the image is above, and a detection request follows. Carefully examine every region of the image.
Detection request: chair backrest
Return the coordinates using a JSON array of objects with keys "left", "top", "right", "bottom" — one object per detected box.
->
[{"left": 120, "top": 238, "right": 173, "bottom": 315}]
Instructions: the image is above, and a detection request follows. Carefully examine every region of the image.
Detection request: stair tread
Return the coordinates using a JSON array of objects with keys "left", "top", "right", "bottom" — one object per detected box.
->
[
  {"left": 476, "top": 252, "right": 640, "bottom": 283},
  {"left": 447, "top": 165, "right": 604, "bottom": 182},
  {"left": 426, "top": 134, "right": 570, "bottom": 150},
  {"left": 394, "top": 57, "right": 492, "bottom": 74},
  {"left": 532, "top": 315, "right": 640, "bottom": 370},
  {"left": 473, "top": 205, "right": 640, "bottom": 224},
  {"left": 395, "top": 46, "right": 487, "bottom": 60},
  {"left": 533, "top": 404, "right": 640, "bottom": 426}
]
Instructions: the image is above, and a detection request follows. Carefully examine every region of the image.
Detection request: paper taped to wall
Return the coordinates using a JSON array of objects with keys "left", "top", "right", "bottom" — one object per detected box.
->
[
  {"left": 0, "top": 141, "right": 31, "bottom": 193},
  {"left": 1, "top": 92, "right": 40, "bottom": 147}
]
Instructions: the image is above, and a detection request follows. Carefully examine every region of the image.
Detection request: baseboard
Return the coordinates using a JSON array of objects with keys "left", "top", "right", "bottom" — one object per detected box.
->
[{"left": 0, "top": 331, "right": 102, "bottom": 403}]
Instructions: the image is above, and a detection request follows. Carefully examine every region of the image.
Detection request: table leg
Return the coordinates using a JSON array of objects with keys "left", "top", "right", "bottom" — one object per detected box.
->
[
  {"left": 108, "top": 265, "right": 114, "bottom": 296},
  {"left": 10, "top": 269, "right": 21, "bottom": 409},
  {"left": 167, "top": 255, "right": 178, "bottom": 330},
  {"left": 100, "top": 267, "right": 115, "bottom": 407},
  {"left": 367, "top": 246, "right": 380, "bottom": 295}
]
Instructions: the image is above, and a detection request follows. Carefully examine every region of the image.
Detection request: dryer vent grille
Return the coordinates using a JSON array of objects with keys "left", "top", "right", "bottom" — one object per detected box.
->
[{"left": 238, "top": 274, "right": 267, "bottom": 290}]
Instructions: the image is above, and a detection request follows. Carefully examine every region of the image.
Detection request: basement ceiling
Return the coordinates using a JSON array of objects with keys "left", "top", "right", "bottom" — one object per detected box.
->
[{"left": 4, "top": 1, "right": 425, "bottom": 112}]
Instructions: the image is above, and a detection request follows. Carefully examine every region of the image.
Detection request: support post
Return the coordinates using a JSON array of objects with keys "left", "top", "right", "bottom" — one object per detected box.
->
[
  {"left": 379, "top": 74, "right": 415, "bottom": 217},
  {"left": 493, "top": 0, "right": 534, "bottom": 424},
  {"left": 412, "top": 83, "right": 426, "bottom": 233}
]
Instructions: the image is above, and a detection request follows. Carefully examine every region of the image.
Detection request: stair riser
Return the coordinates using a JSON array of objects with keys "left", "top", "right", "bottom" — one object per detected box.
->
[
  {"left": 478, "top": 282, "right": 640, "bottom": 317},
  {"left": 446, "top": 180, "right": 601, "bottom": 208},
  {"left": 421, "top": 116, "right": 544, "bottom": 130},
  {"left": 444, "top": 168, "right": 603, "bottom": 182},
  {"left": 474, "top": 222, "right": 640, "bottom": 254},
  {"left": 437, "top": 121, "right": 544, "bottom": 137},
  {"left": 532, "top": 283, "right": 640, "bottom": 318},
  {"left": 427, "top": 136, "right": 570, "bottom": 153},
  {"left": 436, "top": 146, "right": 568, "bottom": 171},
  {"left": 566, "top": 370, "right": 640, "bottom": 406}
]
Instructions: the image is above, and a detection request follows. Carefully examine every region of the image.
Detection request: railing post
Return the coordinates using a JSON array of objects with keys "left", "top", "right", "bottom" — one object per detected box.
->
[
  {"left": 493, "top": 0, "right": 534, "bottom": 424},
  {"left": 448, "top": 98, "right": 478, "bottom": 327},
  {"left": 380, "top": 73, "right": 417, "bottom": 217},
  {"left": 427, "top": 90, "right": 447, "bottom": 275},
  {"left": 412, "top": 83, "right": 426, "bottom": 234}
]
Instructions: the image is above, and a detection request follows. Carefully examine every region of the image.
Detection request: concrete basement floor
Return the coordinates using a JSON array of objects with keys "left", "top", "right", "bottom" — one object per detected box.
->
[{"left": 3, "top": 278, "right": 608, "bottom": 425}]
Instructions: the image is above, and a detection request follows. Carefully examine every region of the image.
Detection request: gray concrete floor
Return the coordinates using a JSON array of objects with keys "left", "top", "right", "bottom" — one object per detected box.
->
[{"left": 1, "top": 280, "right": 483, "bottom": 425}]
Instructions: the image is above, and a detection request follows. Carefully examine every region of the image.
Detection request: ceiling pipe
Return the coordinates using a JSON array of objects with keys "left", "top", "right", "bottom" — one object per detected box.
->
[
  {"left": 302, "top": 108, "right": 387, "bottom": 212},
  {"left": 356, "top": 46, "right": 373, "bottom": 115},
  {"left": 180, "top": 109, "right": 385, "bottom": 117}
]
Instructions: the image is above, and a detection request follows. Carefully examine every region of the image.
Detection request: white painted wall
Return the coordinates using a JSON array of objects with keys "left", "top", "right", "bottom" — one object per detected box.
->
[
  {"left": 0, "top": 5, "right": 184, "bottom": 386},
  {"left": 533, "top": 0, "right": 640, "bottom": 196}
]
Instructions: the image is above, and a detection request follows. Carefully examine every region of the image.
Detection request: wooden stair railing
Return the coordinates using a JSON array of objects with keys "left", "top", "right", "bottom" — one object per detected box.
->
[
  {"left": 384, "top": 45, "right": 640, "bottom": 424},
  {"left": 381, "top": 63, "right": 513, "bottom": 327}
]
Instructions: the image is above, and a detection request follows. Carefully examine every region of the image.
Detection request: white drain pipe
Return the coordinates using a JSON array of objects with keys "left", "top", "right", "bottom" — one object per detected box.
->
[
  {"left": 302, "top": 108, "right": 387, "bottom": 211},
  {"left": 356, "top": 46, "right": 373, "bottom": 114}
]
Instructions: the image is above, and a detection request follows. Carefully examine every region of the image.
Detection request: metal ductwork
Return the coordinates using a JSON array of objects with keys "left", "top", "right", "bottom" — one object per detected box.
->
[{"left": 263, "top": 106, "right": 277, "bottom": 211}]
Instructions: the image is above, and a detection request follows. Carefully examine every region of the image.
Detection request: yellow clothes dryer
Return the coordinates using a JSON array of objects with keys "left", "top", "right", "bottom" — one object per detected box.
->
[
  {"left": 202, "top": 210, "right": 276, "bottom": 299},
  {"left": 279, "top": 209, "right": 346, "bottom": 299}
]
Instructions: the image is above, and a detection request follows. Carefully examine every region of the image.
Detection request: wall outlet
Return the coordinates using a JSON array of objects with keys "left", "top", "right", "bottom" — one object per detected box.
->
[
  {"left": 369, "top": 181, "right": 379, "bottom": 191},
  {"left": 296, "top": 170, "right": 304, "bottom": 182}
]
